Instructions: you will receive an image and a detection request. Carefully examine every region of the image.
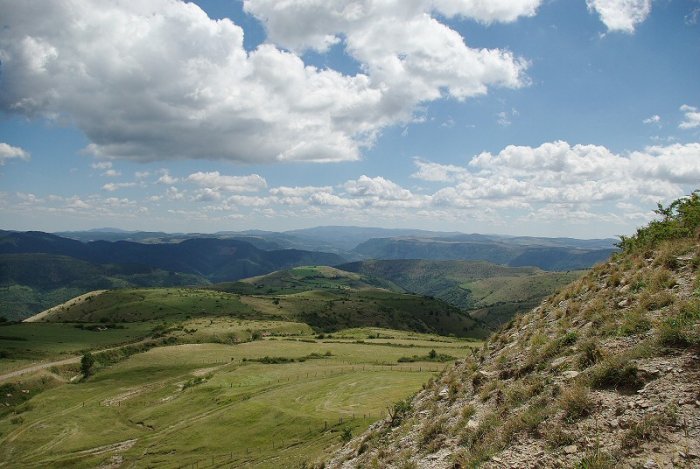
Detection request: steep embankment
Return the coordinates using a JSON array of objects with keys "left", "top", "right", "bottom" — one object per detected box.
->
[{"left": 329, "top": 194, "right": 700, "bottom": 468}]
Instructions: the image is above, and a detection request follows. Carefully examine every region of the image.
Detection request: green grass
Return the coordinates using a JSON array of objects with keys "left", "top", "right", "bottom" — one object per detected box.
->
[
  {"left": 31, "top": 288, "right": 255, "bottom": 323},
  {"left": 0, "top": 322, "right": 156, "bottom": 374},
  {"left": 223, "top": 266, "right": 402, "bottom": 295},
  {"left": 0, "top": 327, "right": 480, "bottom": 468},
  {"left": 35, "top": 286, "right": 488, "bottom": 339},
  {"left": 338, "top": 259, "right": 585, "bottom": 328}
]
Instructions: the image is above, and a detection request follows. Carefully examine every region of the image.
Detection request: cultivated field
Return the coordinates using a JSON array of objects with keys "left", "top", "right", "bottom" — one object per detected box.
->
[{"left": 0, "top": 324, "right": 480, "bottom": 468}]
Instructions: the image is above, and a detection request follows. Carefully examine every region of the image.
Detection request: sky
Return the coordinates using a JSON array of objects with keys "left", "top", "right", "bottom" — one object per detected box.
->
[{"left": 0, "top": 0, "right": 699, "bottom": 238}]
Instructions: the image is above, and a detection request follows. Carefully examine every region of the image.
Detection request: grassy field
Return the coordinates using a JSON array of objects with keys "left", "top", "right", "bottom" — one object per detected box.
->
[
  {"left": 29, "top": 284, "right": 488, "bottom": 338},
  {"left": 0, "top": 322, "right": 156, "bottom": 374},
  {"left": 0, "top": 326, "right": 479, "bottom": 468},
  {"left": 26, "top": 288, "right": 257, "bottom": 323}
]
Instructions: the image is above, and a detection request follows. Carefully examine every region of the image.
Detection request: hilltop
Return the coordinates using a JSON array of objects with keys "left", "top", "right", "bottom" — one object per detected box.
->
[
  {"left": 25, "top": 269, "right": 488, "bottom": 338},
  {"left": 329, "top": 193, "right": 700, "bottom": 468}
]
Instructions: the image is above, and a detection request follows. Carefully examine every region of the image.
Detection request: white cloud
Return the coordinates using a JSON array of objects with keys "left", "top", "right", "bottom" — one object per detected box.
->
[
  {"left": 344, "top": 175, "right": 412, "bottom": 201},
  {"left": 423, "top": 141, "right": 700, "bottom": 213},
  {"left": 0, "top": 0, "right": 528, "bottom": 165},
  {"left": 586, "top": 0, "right": 652, "bottom": 33},
  {"left": 431, "top": 0, "right": 542, "bottom": 23},
  {"left": 186, "top": 171, "right": 267, "bottom": 193},
  {"left": 0, "top": 142, "right": 30, "bottom": 165},
  {"left": 412, "top": 158, "right": 467, "bottom": 182},
  {"left": 679, "top": 104, "right": 700, "bottom": 129},
  {"left": 157, "top": 174, "right": 179, "bottom": 185},
  {"left": 103, "top": 182, "right": 136, "bottom": 192},
  {"left": 91, "top": 161, "right": 112, "bottom": 170},
  {"left": 135, "top": 171, "right": 150, "bottom": 179},
  {"left": 643, "top": 114, "right": 660, "bottom": 125},
  {"left": 102, "top": 169, "right": 122, "bottom": 177}
]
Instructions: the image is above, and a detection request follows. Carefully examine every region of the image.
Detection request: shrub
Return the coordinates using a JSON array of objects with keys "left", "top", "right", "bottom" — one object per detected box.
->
[
  {"left": 620, "top": 406, "right": 677, "bottom": 449},
  {"left": 618, "top": 308, "right": 651, "bottom": 336},
  {"left": 340, "top": 427, "right": 353, "bottom": 444},
  {"left": 658, "top": 299, "right": 700, "bottom": 347},
  {"left": 419, "top": 416, "right": 446, "bottom": 451},
  {"left": 80, "top": 352, "right": 95, "bottom": 377},
  {"left": 589, "top": 357, "right": 641, "bottom": 391},
  {"left": 617, "top": 191, "right": 700, "bottom": 252},
  {"left": 578, "top": 339, "right": 603, "bottom": 369},
  {"left": 560, "top": 384, "right": 592, "bottom": 423},
  {"left": 545, "top": 424, "right": 576, "bottom": 448},
  {"left": 388, "top": 398, "right": 412, "bottom": 427},
  {"left": 576, "top": 450, "right": 616, "bottom": 468}
]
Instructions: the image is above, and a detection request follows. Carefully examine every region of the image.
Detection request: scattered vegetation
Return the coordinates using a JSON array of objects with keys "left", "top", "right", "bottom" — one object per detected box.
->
[{"left": 397, "top": 349, "right": 455, "bottom": 363}]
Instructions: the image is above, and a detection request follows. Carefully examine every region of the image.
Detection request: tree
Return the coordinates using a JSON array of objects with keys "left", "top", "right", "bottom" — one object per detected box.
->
[{"left": 81, "top": 352, "right": 95, "bottom": 377}]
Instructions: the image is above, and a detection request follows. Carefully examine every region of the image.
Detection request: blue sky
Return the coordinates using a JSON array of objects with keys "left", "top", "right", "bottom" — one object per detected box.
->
[{"left": 0, "top": 0, "right": 699, "bottom": 237}]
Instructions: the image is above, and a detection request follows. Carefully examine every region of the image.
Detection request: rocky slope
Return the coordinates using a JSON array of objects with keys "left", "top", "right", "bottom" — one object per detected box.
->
[{"left": 328, "top": 195, "right": 700, "bottom": 468}]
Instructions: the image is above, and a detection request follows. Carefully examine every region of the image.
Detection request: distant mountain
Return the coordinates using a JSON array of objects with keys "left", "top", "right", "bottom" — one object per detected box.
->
[
  {"left": 338, "top": 259, "right": 583, "bottom": 327},
  {"left": 0, "top": 231, "right": 348, "bottom": 320},
  {"left": 284, "top": 226, "right": 460, "bottom": 251},
  {"left": 0, "top": 230, "right": 345, "bottom": 284},
  {"left": 352, "top": 237, "right": 615, "bottom": 271}
]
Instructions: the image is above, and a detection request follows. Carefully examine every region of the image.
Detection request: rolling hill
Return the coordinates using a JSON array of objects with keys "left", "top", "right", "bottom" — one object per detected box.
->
[
  {"left": 0, "top": 253, "right": 207, "bottom": 321},
  {"left": 0, "top": 231, "right": 349, "bottom": 320},
  {"left": 339, "top": 259, "right": 584, "bottom": 327},
  {"left": 27, "top": 273, "right": 488, "bottom": 338},
  {"left": 208, "top": 265, "right": 402, "bottom": 296}
]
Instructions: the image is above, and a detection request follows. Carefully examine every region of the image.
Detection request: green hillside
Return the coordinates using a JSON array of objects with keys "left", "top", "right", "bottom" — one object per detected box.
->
[
  {"left": 29, "top": 284, "right": 488, "bottom": 338},
  {"left": 339, "top": 259, "right": 584, "bottom": 327},
  {"left": 209, "top": 265, "right": 402, "bottom": 295},
  {"left": 0, "top": 326, "right": 479, "bottom": 468},
  {"left": 0, "top": 253, "right": 208, "bottom": 321}
]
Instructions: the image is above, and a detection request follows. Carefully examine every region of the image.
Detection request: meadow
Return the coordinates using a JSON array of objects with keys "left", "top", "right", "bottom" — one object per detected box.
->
[{"left": 0, "top": 323, "right": 479, "bottom": 468}]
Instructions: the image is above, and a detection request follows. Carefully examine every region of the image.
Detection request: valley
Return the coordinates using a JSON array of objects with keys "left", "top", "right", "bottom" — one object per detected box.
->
[{"left": 0, "top": 322, "right": 478, "bottom": 468}]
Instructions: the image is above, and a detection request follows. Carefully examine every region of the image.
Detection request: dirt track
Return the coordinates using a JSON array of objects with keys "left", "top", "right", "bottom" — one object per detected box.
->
[{"left": 0, "top": 356, "right": 81, "bottom": 382}]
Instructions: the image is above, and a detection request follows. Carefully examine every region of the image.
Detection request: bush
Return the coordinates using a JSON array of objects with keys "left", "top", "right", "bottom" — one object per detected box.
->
[
  {"left": 388, "top": 398, "right": 412, "bottom": 427},
  {"left": 589, "top": 357, "right": 641, "bottom": 391},
  {"left": 578, "top": 339, "right": 603, "bottom": 369},
  {"left": 617, "top": 191, "right": 700, "bottom": 252},
  {"left": 560, "top": 384, "right": 592, "bottom": 423},
  {"left": 618, "top": 309, "right": 651, "bottom": 336},
  {"left": 80, "top": 352, "right": 95, "bottom": 377},
  {"left": 658, "top": 299, "right": 700, "bottom": 347},
  {"left": 340, "top": 427, "right": 352, "bottom": 444}
]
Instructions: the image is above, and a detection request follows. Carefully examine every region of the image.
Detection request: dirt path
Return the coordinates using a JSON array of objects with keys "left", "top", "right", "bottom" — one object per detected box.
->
[
  {"left": 23, "top": 290, "right": 107, "bottom": 323},
  {"left": 0, "top": 356, "right": 82, "bottom": 382}
]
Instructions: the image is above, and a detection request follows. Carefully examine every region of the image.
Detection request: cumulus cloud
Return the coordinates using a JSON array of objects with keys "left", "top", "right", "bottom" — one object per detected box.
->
[
  {"left": 0, "top": 142, "right": 30, "bottom": 165},
  {"left": 412, "top": 158, "right": 467, "bottom": 182},
  {"left": 419, "top": 141, "right": 700, "bottom": 213},
  {"left": 102, "top": 169, "right": 122, "bottom": 177},
  {"left": 586, "top": 0, "right": 652, "bottom": 33},
  {"left": 679, "top": 104, "right": 700, "bottom": 129},
  {"left": 643, "top": 114, "right": 660, "bottom": 125},
  {"left": 0, "top": 1, "right": 528, "bottom": 164},
  {"left": 186, "top": 171, "right": 267, "bottom": 193},
  {"left": 103, "top": 182, "right": 136, "bottom": 192},
  {"left": 156, "top": 173, "right": 179, "bottom": 185},
  {"left": 344, "top": 175, "right": 412, "bottom": 201}
]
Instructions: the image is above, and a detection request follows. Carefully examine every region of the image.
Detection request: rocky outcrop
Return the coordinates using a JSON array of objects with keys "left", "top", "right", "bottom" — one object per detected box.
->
[{"left": 328, "top": 233, "right": 700, "bottom": 468}]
